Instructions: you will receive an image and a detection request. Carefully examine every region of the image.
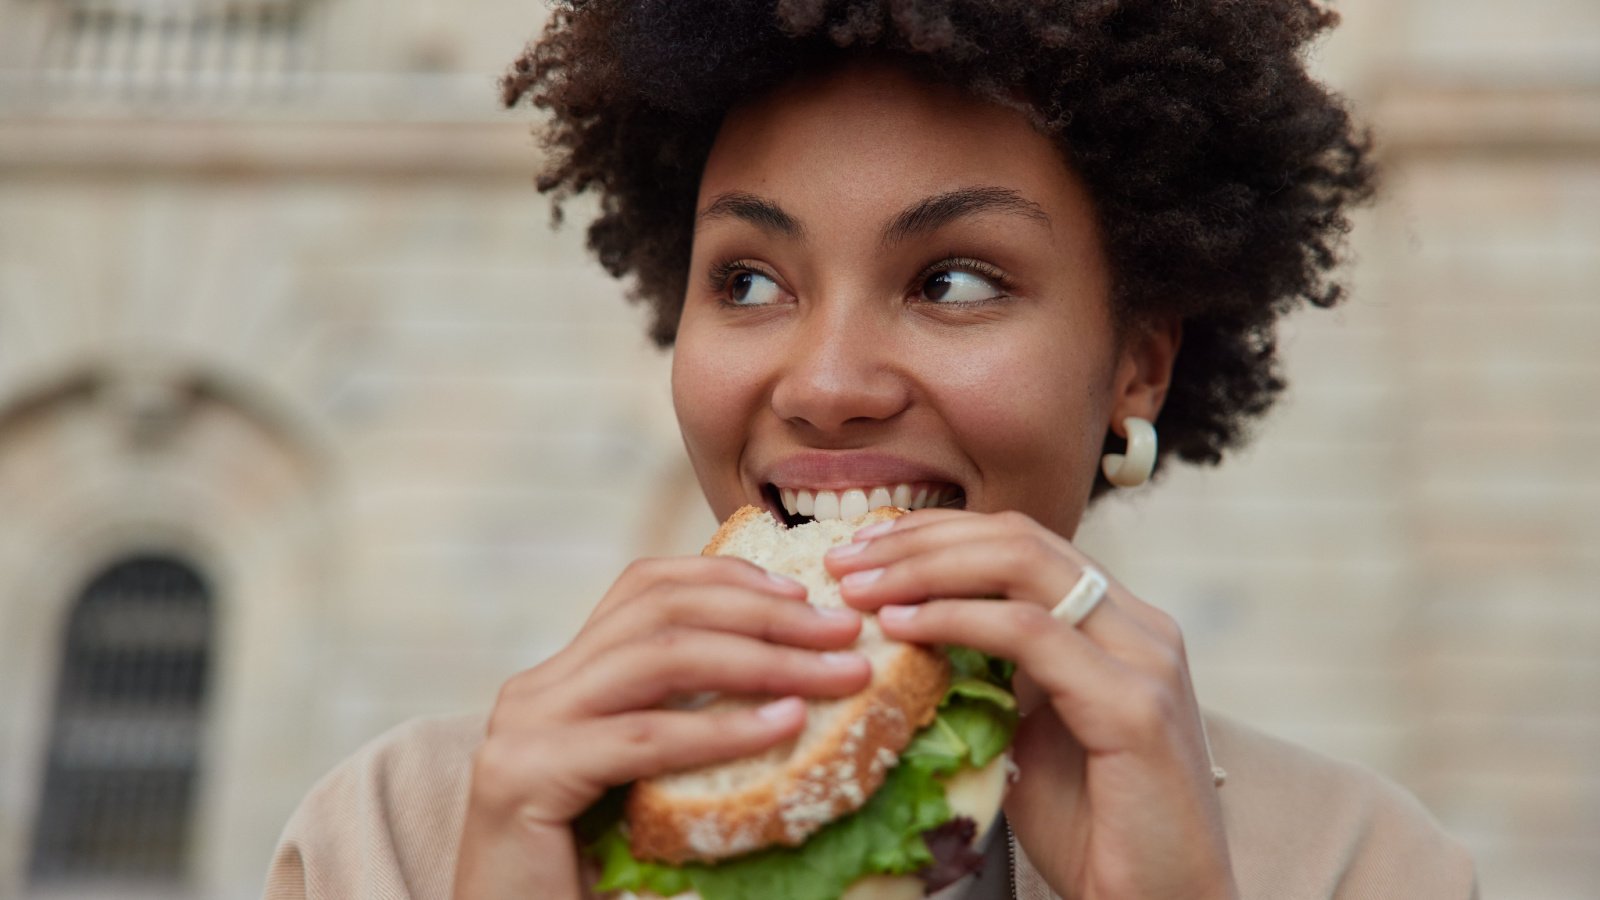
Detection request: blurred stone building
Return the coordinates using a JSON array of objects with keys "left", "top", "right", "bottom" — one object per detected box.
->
[{"left": 0, "top": 1, "right": 1594, "bottom": 898}]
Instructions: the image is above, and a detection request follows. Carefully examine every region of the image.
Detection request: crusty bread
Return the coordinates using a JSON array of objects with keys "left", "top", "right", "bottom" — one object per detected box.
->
[{"left": 625, "top": 506, "right": 951, "bottom": 864}]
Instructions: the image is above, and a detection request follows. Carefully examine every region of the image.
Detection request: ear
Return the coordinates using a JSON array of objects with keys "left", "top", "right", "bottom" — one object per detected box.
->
[{"left": 1109, "top": 317, "right": 1182, "bottom": 435}]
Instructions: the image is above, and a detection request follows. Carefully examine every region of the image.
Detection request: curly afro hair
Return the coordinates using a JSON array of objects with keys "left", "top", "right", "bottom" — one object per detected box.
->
[{"left": 502, "top": 0, "right": 1376, "bottom": 495}]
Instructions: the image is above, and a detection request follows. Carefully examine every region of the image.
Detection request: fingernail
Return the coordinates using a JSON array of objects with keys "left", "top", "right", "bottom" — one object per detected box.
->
[
  {"left": 854, "top": 521, "right": 895, "bottom": 540},
  {"left": 879, "top": 605, "right": 916, "bottom": 624},
  {"left": 841, "top": 568, "right": 884, "bottom": 589},
  {"left": 820, "top": 651, "right": 866, "bottom": 667},
  {"left": 756, "top": 696, "right": 803, "bottom": 722},
  {"left": 826, "top": 541, "right": 870, "bottom": 559},
  {"left": 814, "top": 607, "right": 859, "bottom": 622},
  {"left": 767, "top": 571, "right": 806, "bottom": 593}
]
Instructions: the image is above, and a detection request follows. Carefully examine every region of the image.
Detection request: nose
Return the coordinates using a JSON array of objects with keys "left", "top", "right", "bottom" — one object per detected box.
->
[{"left": 769, "top": 304, "right": 910, "bottom": 435}]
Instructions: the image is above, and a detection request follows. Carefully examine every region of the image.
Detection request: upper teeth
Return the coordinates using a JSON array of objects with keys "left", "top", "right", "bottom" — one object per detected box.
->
[{"left": 778, "top": 482, "right": 959, "bottom": 521}]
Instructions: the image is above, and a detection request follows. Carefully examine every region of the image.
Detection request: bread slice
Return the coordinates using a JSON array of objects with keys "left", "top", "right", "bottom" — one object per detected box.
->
[{"left": 625, "top": 506, "right": 951, "bottom": 864}]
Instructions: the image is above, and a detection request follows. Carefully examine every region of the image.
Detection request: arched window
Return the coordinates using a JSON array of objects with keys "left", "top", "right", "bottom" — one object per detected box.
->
[{"left": 28, "top": 556, "right": 213, "bottom": 885}]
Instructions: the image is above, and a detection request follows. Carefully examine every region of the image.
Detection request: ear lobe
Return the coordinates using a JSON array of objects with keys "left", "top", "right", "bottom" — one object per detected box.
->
[{"left": 1112, "top": 317, "right": 1182, "bottom": 427}]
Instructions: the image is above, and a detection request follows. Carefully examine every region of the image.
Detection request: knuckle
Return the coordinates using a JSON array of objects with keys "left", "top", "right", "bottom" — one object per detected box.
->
[
  {"left": 1150, "top": 643, "right": 1186, "bottom": 685},
  {"left": 650, "top": 583, "right": 694, "bottom": 623},
  {"left": 620, "top": 557, "right": 661, "bottom": 582},
  {"left": 489, "top": 691, "right": 517, "bottom": 734},
  {"left": 488, "top": 669, "right": 554, "bottom": 735},
  {"left": 1120, "top": 678, "right": 1178, "bottom": 735},
  {"left": 616, "top": 715, "right": 660, "bottom": 748},
  {"left": 1007, "top": 600, "right": 1051, "bottom": 632},
  {"left": 1002, "top": 535, "right": 1056, "bottom": 572},
  {"left": 612, "top": 716, "right": 673, "bottom": 773},
  {"left": 1141, "top": 610, "right": 1190, "bottom": 678},
  {"left": 647, "top": 626, "right": 690, "bottom": 657},
  {"left": 1009, "top": 604, "right": 1056, "bottom": 656},
  {"left": 491, "top": 671, "right": 533, "bottom": 717},
  {"left": 757, "top": 609, "right": 793, "bottom": 644},
  {"left": 642, "top": 628, "right": 703, "bottom": 680},
  {"left": 1149, "top": 606, "right": 1185, "bottom": 646},
  {"left": 1026, "top": 534, "right": 1059, "bottom": 566},
  {"left": 486, "top": 705, "right": 511, "bottom": 738},
  {"left": 470, "top": 737, "right": 535, "bottom": 806}
]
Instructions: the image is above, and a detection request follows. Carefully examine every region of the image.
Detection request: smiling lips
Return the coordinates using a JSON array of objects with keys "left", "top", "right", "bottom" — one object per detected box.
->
[{"left": 775, "top": 482, "right": 962, "bottom": 522}]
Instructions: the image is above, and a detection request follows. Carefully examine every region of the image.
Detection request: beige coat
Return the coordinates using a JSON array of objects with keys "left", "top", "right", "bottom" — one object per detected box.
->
[{"left": 264, "top": 711, "right": 1478, "bottom": 900}]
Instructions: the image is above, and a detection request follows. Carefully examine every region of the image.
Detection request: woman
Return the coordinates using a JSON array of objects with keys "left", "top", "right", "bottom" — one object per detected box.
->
[{"left": 267, "top": 2, "right": 1477, "bottom": 898}]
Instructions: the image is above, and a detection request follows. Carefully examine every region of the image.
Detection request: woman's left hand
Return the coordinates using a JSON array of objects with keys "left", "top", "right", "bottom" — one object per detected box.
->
[{"left": 825, "top": 509, "right": 1236, "bottom": 900}]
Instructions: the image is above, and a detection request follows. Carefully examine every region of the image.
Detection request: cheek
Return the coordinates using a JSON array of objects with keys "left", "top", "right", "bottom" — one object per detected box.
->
[
  {"left": 931, "top": 331, "right": 1110, "bottom": 497},
  {"left": 671, "top": 328, "right": 761, "bottom": 469}
]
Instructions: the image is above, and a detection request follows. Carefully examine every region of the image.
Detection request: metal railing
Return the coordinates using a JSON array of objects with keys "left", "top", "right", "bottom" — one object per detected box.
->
[{"left": 27, "top": 0, "right": 319, "bottom": 107}]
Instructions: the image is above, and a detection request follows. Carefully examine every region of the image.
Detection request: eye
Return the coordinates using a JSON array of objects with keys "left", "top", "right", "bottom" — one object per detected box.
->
[
  {"left": 920, "top": 267, "right": 1004, "bottom": 305},
  {"left": 726, "top": 269, "right": 784, "bottom": 306}
]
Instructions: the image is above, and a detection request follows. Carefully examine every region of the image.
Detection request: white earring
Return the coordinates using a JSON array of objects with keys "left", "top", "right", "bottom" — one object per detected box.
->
[{"left": 1101, "top": 416, "right": 1157, "bottom": 488}]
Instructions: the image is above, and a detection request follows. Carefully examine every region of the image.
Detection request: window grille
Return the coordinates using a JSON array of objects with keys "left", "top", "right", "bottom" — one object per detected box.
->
[
  {"left": 33, "top": 0, "right": 317, "bottom": 104},
  {"left": 28, "top": 555, "right": 213, "bottom": 884}
]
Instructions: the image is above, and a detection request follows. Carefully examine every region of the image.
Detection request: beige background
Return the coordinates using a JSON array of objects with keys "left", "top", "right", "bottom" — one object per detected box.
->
[{"left": 0, "top": 1, "right": 1596, "bottom": 898}]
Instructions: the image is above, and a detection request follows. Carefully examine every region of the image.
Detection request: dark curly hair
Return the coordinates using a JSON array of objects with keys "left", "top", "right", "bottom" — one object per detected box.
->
[{"left": 501, "top": 0, "right": 1376, "bottom": 495}]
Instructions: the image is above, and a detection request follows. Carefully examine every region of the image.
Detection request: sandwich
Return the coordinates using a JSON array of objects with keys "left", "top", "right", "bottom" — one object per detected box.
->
[{"left": 579, "top": 506, "right": 1019, "bottom": 900}]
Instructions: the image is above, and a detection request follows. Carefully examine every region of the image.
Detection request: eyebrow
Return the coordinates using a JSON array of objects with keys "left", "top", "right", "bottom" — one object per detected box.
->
[
  {"left": 696, "top": 192, "right": 805, "bottom": 239},
  {"left": 694, "top": 185, "right": 1050, "bottom": 244},
  {"left": 880, "top": 187, "right": 1051, "bottom": 246}
]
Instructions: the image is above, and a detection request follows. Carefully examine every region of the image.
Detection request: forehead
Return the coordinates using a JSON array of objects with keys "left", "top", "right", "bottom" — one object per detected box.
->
[{"left": 699, "top": 62, "right": 1084, "bottom": 219}]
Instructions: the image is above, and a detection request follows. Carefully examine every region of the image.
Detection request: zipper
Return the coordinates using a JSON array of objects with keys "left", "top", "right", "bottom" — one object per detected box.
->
[{"left": 1005, "top": 815, "right": 1017, "bottom": 899}]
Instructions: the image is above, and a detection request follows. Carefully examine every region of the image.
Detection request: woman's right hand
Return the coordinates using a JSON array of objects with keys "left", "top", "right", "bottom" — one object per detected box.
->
[{"left": 451, "top": 556, "right": 871, "bottom": 900}]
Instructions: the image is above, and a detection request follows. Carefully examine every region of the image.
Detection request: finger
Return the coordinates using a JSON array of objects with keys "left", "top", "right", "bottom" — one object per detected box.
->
[
  {"left": 828, "top": 509, "right": 1067, "bottom": 577},
  {"left": 833, "top": 533, "right": 1168, "bottom": 666},
  {"left": 874, "top": 507, "right": 974, "bottom": 530},
  {"left": 884, "top": 598, "right": 1207, "bottom": 765},
  {"left": 840, "top": 507, "right": 980, "bottom": 545},
  {"left": 591, "top": 697, "right": 809, "bottom": 777},
  {"left": 590, "top": 555, "right": 807, "bottom": 624},
  {"left": 558, "top": 630, "right": 872, "bottom": 718},
  {"left": 877, "top": 600, "right": 1152, "bottom": 753},
  {"left": 836, "top": 536, "right": 1068, "bottom": 609},
  {"left": 523, "top": 584, "right": 861, "bottom": 702},
  {"left": 579, "top": 582, "right": 862, "bottom": 655},
  {"left": 478, "top": 698, "right": 807, "bottom": 826},
  {"left": 837, "top": 512, "right": 1183, "bottom": 653}
]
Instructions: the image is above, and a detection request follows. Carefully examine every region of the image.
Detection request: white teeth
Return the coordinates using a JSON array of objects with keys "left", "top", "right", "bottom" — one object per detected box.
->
[
  {"left": 840, "top": 489, "right": 869, "bottom": 519},
  {"left": 774, "top": 481, "right": 960, "bottom": 522},
  {"left": 813, "top": 490, "right": 840, "bottom": 520},
  {"left": 892, "top": 484, "right": 911, "bottom": 507}
]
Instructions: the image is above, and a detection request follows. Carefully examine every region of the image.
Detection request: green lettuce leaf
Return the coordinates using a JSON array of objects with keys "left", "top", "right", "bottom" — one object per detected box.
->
[
  {"left": 945, "top": 646, "right": 1016, "bottom": 685},
  {"left": 592, "top": 754, "right": 950, "bottom": 900},
  {"left": 901, "top": 714, "right": 969, "bottom": 776},
  {"left": 587, "top": 648, "right": 1017, "bottom": 900},
  {"left": 945, "top": 677, "right": 1017, "bottom": 712},
  {"left": 939, "top": 700, "right": 1015, "bottom": 769}
]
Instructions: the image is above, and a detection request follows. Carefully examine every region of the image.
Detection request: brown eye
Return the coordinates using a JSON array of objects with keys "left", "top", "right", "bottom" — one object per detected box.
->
[
  {"left": 728, "top": 270, "right": 781, "bottom": 306},
  {"left": 921, "top": 269, "right": 1000, "bottom": 304}
]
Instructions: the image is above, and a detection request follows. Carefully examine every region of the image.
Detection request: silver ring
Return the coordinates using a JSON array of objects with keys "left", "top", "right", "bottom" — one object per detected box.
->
[{"left": 1050, "top": 567, "right": 1108, "bottom": 627}]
